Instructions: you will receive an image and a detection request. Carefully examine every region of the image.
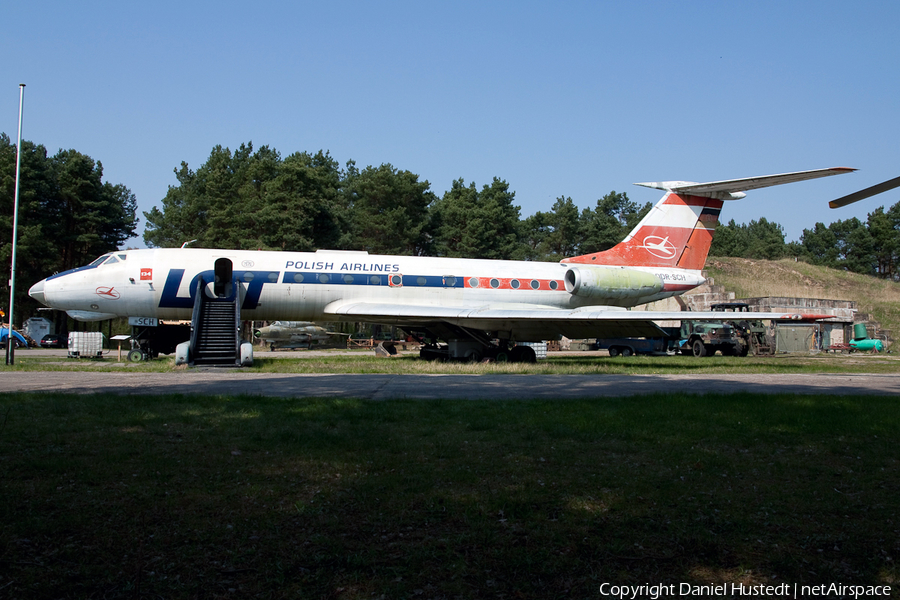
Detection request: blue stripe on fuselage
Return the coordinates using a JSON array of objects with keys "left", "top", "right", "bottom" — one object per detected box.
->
[
  {"left": 46, "top": 264, "right": 100, "bottom": 281},
  {"left": 281, "top": 272, "right": 464, "bottom": 288},
  {"left": 160, "top": 269, "right": 282, "bottom": 310},
  {"left": 160, "top": 268, "right": 486, "bottom": 310}
]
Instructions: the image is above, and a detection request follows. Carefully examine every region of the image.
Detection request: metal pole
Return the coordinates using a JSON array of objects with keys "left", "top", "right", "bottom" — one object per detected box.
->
[{"left": 7, "top": 84, "right": 25, "bottom": 365}]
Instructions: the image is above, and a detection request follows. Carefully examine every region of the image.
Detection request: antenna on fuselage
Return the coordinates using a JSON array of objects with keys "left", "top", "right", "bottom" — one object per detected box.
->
[{"left": 181, "top": 239, "right": 198, "bottom": 248}]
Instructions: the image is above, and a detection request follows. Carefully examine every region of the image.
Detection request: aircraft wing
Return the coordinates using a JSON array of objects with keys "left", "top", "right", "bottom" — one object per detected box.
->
[{"left": 325, "top": 302, "right": 833, "bottom": 340}]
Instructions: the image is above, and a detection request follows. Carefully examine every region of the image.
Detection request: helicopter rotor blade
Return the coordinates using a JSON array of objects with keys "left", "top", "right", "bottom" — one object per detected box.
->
[{"left": 829, "top": 175, "right": 900, "bottom": 209}]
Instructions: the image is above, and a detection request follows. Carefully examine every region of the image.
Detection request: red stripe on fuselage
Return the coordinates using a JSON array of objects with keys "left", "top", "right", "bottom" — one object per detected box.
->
[
  {"left": 463, "top": 277, "right": 564, "bottom": 291},
  {"left": 662, "top": 283, "right": 697, "bottom": 292}
]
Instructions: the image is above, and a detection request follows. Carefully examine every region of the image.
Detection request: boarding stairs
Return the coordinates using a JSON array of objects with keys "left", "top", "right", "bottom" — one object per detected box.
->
[{"left": 189, "top": 275, "right": 243, "bottom": 367}]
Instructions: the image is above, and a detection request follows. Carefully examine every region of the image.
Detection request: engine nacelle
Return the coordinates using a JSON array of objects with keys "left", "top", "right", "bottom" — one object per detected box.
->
[{"left": 564, "top": 266, "right": 663, "bottom": 300}]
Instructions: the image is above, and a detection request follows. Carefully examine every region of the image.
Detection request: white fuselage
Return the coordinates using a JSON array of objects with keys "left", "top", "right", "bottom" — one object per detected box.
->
[{"left": 30, "top": 248, "right": 705, "bottom": 323}]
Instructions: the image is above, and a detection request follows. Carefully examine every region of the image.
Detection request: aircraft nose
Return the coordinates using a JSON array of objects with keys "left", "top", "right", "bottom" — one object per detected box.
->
[{"left": 29, "top": 279, "right": 46, "bottom": 305}]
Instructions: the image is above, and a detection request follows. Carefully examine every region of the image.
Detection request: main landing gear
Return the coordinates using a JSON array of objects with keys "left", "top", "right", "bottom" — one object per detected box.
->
[
  {"left": 407, "top": 325, "right": 539, "bottom": 363},
  {"left": 418, "top": 342, "right": 537, "bottom": 363}
]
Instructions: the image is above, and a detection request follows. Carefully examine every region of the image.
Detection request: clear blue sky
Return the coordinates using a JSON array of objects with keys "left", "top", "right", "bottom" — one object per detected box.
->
[{"left": 3, "top": 1, "right": 898, "bottom": 248}]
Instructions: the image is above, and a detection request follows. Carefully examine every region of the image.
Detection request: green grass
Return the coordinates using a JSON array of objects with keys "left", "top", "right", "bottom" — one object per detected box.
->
[
  {"left": 7, "top": 348, "right": 900, "bottom": 374},
  {"left": 250, "top": 352, "right": 900, "bottom": 375},
  {"left": 1, "top": 392, "right": 898, "bottom": 598}
]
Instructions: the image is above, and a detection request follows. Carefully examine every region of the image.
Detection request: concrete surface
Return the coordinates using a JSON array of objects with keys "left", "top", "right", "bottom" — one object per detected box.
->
[
  {"left": 3, "top": 347, "right": 897, "bottom": 399},
  {"left": 0, "top": 370, "right": 898, "bottom": 400}
]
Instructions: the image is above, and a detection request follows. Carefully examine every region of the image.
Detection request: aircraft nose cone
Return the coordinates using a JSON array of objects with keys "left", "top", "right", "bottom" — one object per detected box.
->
[{"left": 29, "top": 279, "right": 46, "bottom": 305}]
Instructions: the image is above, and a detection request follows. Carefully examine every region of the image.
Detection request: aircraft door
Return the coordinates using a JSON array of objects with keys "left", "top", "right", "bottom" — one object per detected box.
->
[
  {"left": 214, "top": 258, "right": 233, "bottom": 298},
  {"left": 100, "top": 254, "right": 154, "bottom": 315}
]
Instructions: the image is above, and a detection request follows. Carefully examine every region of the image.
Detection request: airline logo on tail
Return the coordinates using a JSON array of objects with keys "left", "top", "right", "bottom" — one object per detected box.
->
[{"left": 638, "top": 235, "right": 677, "bottom": 260}]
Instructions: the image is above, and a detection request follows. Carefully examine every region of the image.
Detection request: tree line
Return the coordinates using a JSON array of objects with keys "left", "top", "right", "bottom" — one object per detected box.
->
[
  {"left": 146, "top": 142, "right": 900, "bottom": 279},
  {"left": 0, "top": 133, "right": 138, "bottom": 322},
  {"left": 143, "top": 142, "right": 654, "bottom": 262},
  {"left": 710, "top": 208, "right": 900, "bottom": 280},
  {"left": 2, "top": 136, "right": 899, "bottom": 324}
]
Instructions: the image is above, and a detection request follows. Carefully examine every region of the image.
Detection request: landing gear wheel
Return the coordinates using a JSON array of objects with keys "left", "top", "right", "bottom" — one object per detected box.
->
[
  {"left": 420, "top": 347, "right": 446, "bottom": 361},
  {"left": 692, "top": 340, "right": 708, "bottom": 357},
  {"left": 510, "top": 345, "right": 537, "bottom": 363},
  {"left": 464, "top": 349, "right": 483, "bottom": 363},
  {"left": 127, "top": 349, "right": 144, "bottom": 362}
]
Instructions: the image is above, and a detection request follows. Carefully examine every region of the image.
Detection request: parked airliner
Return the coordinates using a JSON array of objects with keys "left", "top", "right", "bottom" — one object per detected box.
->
[{"left": 28, "top": 167, "right": 853, "bottom": 363}]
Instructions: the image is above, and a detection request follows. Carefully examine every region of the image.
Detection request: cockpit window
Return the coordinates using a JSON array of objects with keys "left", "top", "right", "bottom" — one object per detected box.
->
[
  {"left": 88, "top": 253, "right": 127, "bottom": 267},
  {"left": 89, "top": 254, "right": 112, "bottom": 267}
]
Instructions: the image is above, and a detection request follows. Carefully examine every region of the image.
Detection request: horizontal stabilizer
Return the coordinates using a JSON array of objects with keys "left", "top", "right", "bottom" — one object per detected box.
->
[{"left": 636, "top": 167, "right": 856, "bottom": 200}]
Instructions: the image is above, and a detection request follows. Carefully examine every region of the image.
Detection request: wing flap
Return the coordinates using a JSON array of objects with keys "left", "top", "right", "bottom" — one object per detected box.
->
[{"left": 327, "top": 302, "right": 668, "bottom": 339}]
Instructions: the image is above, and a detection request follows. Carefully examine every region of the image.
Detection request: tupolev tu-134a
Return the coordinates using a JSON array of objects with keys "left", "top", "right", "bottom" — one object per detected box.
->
[{"left": 29, "top": 167, "right": 853, "bottom": 364}]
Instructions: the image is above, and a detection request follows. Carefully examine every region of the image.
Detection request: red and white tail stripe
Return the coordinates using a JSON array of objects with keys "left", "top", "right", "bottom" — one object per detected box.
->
[{"left": 563, "top": 193, "right": 722, "bottom": 269}]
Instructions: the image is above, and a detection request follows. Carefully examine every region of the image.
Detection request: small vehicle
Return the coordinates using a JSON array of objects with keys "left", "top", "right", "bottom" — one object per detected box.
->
[
  {"left": 41, "top": 334, "right": 68, "bottom": 348},
  {"left": 596, "top": 329, "right": 681, "bottom": 357},
  {"left": 709, "top": 302, "right": 775, "bottom": 356},
  {"left": 679, "top": 321, "right": 747, "bottom": 357},
  {"left": 682, "top": 302, "right": 773, "bottom": 357},
  {"left": 2, "top": 330, "right": 29, "bottom": 348}
]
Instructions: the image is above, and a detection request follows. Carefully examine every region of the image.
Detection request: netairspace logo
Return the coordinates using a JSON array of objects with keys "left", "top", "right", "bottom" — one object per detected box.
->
[{"left": 599, "top": 582, "right": 892, "bottom": 599}]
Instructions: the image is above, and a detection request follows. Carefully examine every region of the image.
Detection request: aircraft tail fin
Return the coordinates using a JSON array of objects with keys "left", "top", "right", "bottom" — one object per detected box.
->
[
  {"left": 562, "top": 167, "right": 855, "bottom": 270},
  {"left": 562, "top": 192, "right": 722, "bottom": 269}
]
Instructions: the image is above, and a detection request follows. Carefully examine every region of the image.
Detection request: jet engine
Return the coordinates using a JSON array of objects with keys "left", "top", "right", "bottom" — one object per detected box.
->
[{"left": 564, "top": 266, "right": 663, "bottom": 300}]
